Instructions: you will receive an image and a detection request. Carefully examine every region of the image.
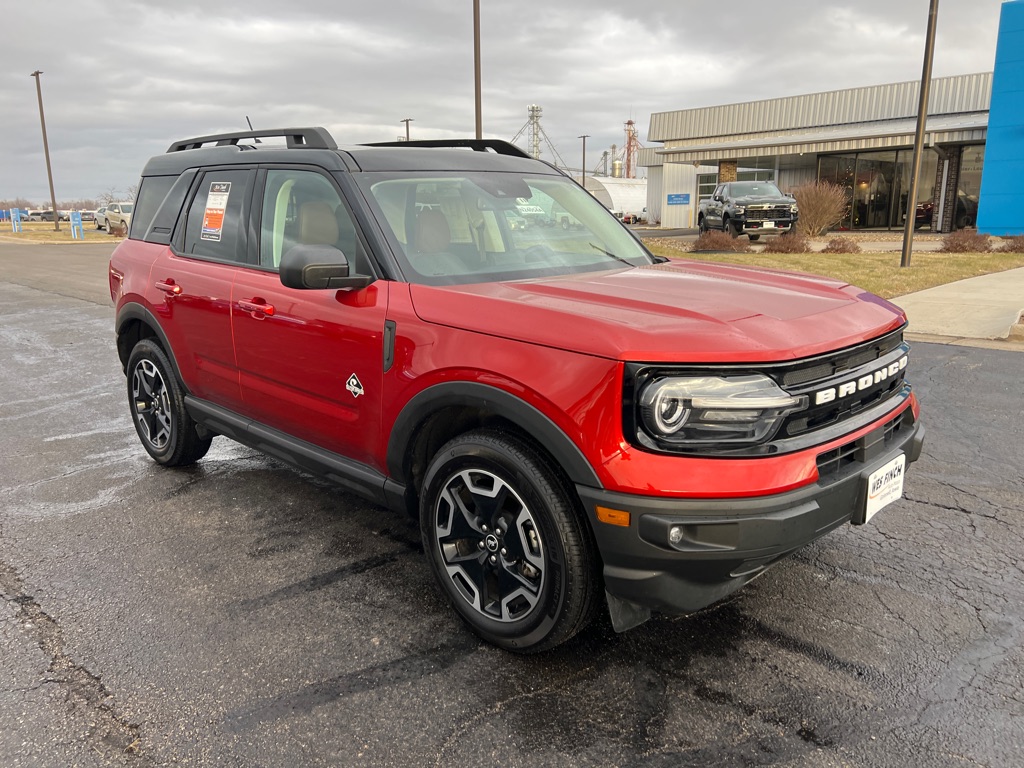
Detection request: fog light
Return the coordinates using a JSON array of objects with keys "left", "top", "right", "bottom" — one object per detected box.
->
[{"left": 668, "top": 525, "right": 685, "bottom": 545}]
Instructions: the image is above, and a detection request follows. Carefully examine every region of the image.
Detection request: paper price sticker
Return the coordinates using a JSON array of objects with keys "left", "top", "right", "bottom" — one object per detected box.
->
[{"left": 201, "top": 181, "right": 231, "bottom": 241}]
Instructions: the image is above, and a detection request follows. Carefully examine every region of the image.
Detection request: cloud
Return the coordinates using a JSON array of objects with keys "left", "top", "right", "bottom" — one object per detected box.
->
[{"left": 0, "top": 0, "right": 1002, "bottom": 202}]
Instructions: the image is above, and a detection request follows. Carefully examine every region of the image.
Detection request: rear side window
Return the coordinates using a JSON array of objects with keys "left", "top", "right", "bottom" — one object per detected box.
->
[
  {"left": 129, "top": 176, "right": 174, "bottom": 240},
  {"left": 182, "top": 170, "right": 253, "bottom": 263}
]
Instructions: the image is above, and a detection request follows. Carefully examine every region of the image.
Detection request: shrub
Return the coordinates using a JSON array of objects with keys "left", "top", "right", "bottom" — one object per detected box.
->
[
  {"left": 690, "top": 230, "right": 753, "bottom": 253},
  {"left": 791, "top": 180, "right": 849, "bottom": 236},
  {"left": 939, "top": 230, "right": 991, "bottom": 253},
  {"left": 760, "top": 232, "right": 811, "bottom": 254},
  {"left": 820, "top": 236, "right": 862, "bottom": 254},
  {"left": 997, "top": 235, "right": 1024, "bottom": 253}
]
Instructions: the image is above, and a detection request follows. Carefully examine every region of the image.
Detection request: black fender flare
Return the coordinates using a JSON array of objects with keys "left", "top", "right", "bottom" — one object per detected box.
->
[
  {"left": 115, "top": 302, "right": 184, "bottom": 384},
  {"left": 386, "top": 382, "right": 602, "bottom": 488}
]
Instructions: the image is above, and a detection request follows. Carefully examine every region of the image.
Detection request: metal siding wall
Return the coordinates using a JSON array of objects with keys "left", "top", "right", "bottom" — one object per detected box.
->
[
  {"left": 661, "top": 163, "right": 697, "bottom": 228},
  {"left": 648, "top": 73, "right": 992, "bottom": 141},
  {"left": 978, "top": 2, "right": 1024, "bottom": 235},
  {"left": 777, "top": 166, "right": 817, "bottom": 192},
  {"left": 646, "top": 166, "right": 663, "bottom": 225}
]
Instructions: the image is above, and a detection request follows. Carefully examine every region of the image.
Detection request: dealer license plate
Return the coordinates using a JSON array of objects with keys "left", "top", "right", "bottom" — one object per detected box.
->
[
  {"left": 762, "top": 221, "right": 775, "bottom": 228},
  {"left": 864, "top": 454, "right": 906, "bottom": 523}
]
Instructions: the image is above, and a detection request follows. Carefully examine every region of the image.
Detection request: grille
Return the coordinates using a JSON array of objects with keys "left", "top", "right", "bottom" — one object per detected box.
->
[
  {"left": 816, "top": 411, "right": 908, "bottom": 479},
  {"left": 746, "top": 206, "right": 792, "bottom": 221},
  {"left": 780, "top": 342, "right": 909, "bottom": 439}
]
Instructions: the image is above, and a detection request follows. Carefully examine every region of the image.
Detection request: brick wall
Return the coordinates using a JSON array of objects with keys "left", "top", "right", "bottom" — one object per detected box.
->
[{"left": 718, "top": 160, "right": 737, "bottom": 183}]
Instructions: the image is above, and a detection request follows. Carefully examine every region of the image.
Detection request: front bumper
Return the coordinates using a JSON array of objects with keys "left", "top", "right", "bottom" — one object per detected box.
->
[
  {"left": 577, "top": 410, "right": 924, "bottom": 624},
  {"left": 740, "top": 217, "right": 797, "bottom": 233}
]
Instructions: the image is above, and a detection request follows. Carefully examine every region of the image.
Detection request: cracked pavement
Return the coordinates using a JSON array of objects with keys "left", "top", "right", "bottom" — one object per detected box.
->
[{"left": 0, "top": 243, "right": 1021, "bottom": 766}]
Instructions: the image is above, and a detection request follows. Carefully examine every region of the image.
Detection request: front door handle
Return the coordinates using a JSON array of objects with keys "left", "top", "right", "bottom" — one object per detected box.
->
[{"left": 238, "top": 298, "right": 275, "bottom": 317}]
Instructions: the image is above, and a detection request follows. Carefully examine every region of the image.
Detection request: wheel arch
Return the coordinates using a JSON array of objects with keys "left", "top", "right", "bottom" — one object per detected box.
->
[
  {"left": 387, "top": 382, "right": 602, "bottom": 514},
  {"left": 115, "top": 303, "right": 181, "bottom": 382}
]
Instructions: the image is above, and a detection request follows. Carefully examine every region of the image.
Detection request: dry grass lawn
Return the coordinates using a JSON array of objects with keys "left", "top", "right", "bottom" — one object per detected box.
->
[
  {"left": 0, "top": 221, "right": 116, "bottom": 243},
  {"left": 644, "top": 240, "right": 1024, "bottom": 299}
]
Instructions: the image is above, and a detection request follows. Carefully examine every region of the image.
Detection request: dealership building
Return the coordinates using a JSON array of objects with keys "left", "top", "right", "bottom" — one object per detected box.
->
[{"left": 639, "top": 72, "right": 991, "bottom": 233}]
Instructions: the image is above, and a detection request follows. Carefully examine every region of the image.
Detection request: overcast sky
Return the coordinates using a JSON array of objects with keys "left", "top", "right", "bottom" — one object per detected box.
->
[{"left": 0, "top": 0, "right": 1004, "bottom": 204}]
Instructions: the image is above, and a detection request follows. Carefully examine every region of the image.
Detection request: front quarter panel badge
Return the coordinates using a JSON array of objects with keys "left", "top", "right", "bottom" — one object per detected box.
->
[{"left": 346, "top": 374, "right": 364, "bottom": 398}]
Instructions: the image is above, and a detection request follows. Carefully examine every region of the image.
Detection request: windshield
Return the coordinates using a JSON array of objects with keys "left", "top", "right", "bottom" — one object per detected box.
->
[
  {"left": 357, "top": 172, "right": 654, "bottom": 285},
  {"left": 730, "top": 182, "right": 785, "bottom": 198}
]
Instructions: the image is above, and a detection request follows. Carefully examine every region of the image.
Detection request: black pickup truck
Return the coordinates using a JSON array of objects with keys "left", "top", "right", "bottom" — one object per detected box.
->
[{"left": 698, "top": 181, "right": 799, "bottom": 241}]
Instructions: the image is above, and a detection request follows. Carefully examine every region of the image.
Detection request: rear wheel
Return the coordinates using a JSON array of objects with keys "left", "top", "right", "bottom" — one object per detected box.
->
[
  {"left": 127, "top": 339, "right": 212, "bottom": 466},
  {"left": 420, "top": 430, "right": 598, "bottom": 653}
]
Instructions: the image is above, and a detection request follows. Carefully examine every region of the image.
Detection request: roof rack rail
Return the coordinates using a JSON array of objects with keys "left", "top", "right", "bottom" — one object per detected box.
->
[
  {"left": 362, "top": 138, "right": 531, "bottom": 159},
  {"left": 167, "top": 127, "right": 337, "bottom": 153}
]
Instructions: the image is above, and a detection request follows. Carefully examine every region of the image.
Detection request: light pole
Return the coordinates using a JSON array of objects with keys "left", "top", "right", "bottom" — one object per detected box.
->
[
  {"left": 473, "top": 0, "right": 482, "bottom": 139},
  {"left": 30, "top": 70, "right": 59, "bottom": 232},
  {"left": 401, "top": 118, "right": 413, "bottom": 142},
  {"left": 578, "top": 134, "right": 590, "bottom": 188},
  {"left": 901, "top": 0, "right": 940, "bottom": 268}
]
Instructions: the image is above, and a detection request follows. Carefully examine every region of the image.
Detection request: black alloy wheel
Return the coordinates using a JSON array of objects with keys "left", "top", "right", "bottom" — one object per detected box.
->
[
  {"left": 126, "top": 339, "right": 212, "bottom": 466},
  {"left": 420, "top": 430, "right": 598, "bottom": 653}
]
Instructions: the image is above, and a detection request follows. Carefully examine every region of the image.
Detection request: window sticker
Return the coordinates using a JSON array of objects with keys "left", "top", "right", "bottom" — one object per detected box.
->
[{"left": 201, "top": 181, "right": 231, "bottom": 241}]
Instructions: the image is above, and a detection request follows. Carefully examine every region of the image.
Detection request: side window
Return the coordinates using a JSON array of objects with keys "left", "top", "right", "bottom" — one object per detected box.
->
[
  {"left": 130, "top": 175, "right": 175, "bottom": 240},
  {"left": 182, "top": 169, "right": 252, "bottom": 262},
  {"left": 259, "top": 169, "right": 366, "bottom": 273}
]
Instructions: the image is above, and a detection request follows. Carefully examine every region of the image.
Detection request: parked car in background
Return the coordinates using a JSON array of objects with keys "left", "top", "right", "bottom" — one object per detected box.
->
[
  {"left": 40, "top": 210, "right": 56, "bottom": 222},
  {"left": 622, "top": 208, "right": 647, "bottom": 225},
  {"left": 59, "top": 210, "right": 71, "bottom": 222},
  {"left": 79, "top": 210, "right": 96, "bottom": 222},
  {"left": 24, "top": 210, "right": 43, "bottom": 221},
  {"left": 105, "top": 202, "right": 133, "bottom": 233},
  {"left": 95, "top": 206, "right": 108, "bottom": 230},
  {"left": 698, "top": 181, "right": 799, "bottom": 241}
]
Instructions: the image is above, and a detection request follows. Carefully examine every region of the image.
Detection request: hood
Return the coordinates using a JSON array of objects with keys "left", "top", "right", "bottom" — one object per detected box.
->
[
  {"left": 734, "top": 195, "right": 795, "bottom": 205},
  {"left": 409, "top": 261, "right": 906, "bottom": 363}
]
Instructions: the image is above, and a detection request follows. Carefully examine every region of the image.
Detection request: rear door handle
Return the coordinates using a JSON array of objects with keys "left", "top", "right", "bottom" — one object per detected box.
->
[
  {"left": 238, "top": 298, "right": 275, "bottom": 317},
  {"left": 155, "top": 278, "right": 182, "bottom": 295}
]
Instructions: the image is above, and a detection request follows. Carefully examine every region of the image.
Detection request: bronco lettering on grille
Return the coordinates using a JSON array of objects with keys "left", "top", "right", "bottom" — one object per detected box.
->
[{"left": 813, "top": 355, "right": 908, "bottom": 406}]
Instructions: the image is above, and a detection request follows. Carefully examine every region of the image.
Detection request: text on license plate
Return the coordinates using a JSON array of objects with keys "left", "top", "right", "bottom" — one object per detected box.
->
[{"left": 864, "top": 454, "right": 906, "bottom": 523}]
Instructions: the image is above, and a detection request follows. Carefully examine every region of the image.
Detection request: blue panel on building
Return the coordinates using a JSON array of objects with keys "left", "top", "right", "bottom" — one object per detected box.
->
[
  {"left": 978, "top": 0, "right": 1024, "bottom": 235},
  {"left": 667, "top": 193, "right": 690, "bottom": 205}
]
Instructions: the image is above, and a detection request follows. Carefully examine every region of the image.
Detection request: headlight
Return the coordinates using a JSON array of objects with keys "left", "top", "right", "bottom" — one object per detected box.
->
[
  {"left": 638, "top": 375, "right": 803, "bottom": 447},
  {"left": 734, "top": 206, "right": 745, "bottom": 214},
  {"left": 791, "top": 204, "right": 799, "bottom": 213}
]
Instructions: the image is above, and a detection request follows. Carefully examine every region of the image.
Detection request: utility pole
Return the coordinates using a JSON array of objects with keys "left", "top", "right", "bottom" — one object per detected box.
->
[
  {"left": 473, "top": 0, "right": 482, "bottom": 139},
  {"left": 401, "top": 118, "right": 413, "bottom": 142},
  {"left": 578, "top": 134, "right": 590, "bottom": 188},
  {"left": 901, "top": 0, "right": 940, "bottom": 268},
  {"left": 30, "top": 70, "right": 59, "bottom": 232}
]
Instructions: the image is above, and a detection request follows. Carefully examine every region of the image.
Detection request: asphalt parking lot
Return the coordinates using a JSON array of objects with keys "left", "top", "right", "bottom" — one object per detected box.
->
[{"left": 1, "top": 243, "right": 1022, "bottom": 767}]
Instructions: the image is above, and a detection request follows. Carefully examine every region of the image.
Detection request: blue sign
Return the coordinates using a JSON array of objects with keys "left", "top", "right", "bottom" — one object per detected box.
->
[
  {"left": 70, "top": 211, "right": 84, "bottom": 240},
  {"left": 667, "top": 193, "right": 691, "bottom": 205},
  {"left": 11, "top": 208, "right": 23, "bottom": 233}
]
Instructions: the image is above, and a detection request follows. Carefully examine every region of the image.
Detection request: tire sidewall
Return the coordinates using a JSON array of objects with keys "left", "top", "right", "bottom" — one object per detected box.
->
[
  {"left": 420, "top": 435, "right": 572, "bottom": 651},
  {"left": 126, "top": 339, "right": 181, "bottom": 464}
]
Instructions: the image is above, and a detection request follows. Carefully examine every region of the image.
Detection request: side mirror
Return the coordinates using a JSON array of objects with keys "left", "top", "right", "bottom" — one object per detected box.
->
[{"left": 279, "top": 244, "right": 373, "bottom": 290}]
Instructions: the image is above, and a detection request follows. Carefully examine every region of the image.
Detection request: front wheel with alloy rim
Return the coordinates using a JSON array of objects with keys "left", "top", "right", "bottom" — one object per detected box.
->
[
  {"left": 126, "top": 339, "right": 212, "bottom": 466},
  {"left": 420, "top": 430, "right": 599, "bottom": 653}
]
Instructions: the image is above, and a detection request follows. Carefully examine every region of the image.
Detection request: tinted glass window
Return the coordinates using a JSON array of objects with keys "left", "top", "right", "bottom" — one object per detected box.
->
[
  {"left": 258, "top": 169, "right": 368, "bottom": 274},
  {"left": 183, "top": 170, "right": 252, "bottom": 263},
  {"left": 129, "top": 176, "right": 174, "bottom": 240}
]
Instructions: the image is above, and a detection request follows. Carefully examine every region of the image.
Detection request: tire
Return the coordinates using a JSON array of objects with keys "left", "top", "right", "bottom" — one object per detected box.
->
[
  {"left": 126, "top": 339, "right": 212, "bottom": 467},
  {"left": 698, "top": 216, "right": 708, "bottom": 234},
  {"left": 723, "top": 217, "right": 738, "bottom": 238},
  {"left": 748, "top": 234, "right": 761, "bottom": 241},
  {"left": 420, "top": 429, "right": 599, "bottom": 653}
]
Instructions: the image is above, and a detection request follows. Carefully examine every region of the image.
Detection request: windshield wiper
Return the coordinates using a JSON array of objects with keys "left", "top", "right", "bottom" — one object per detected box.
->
[{"left": 588, "top": 242, "right": 633, "bottom": 266}]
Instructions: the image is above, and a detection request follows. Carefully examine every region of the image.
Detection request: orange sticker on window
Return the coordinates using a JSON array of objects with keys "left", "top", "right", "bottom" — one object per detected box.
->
[{"left": 201, "top": 181, "right": 231, "bottom": 241}]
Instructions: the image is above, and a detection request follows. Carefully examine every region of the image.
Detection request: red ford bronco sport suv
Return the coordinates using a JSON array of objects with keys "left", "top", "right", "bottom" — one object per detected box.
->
[{"left": 110, "top": 128, "right": 924, "bottom": 652}]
